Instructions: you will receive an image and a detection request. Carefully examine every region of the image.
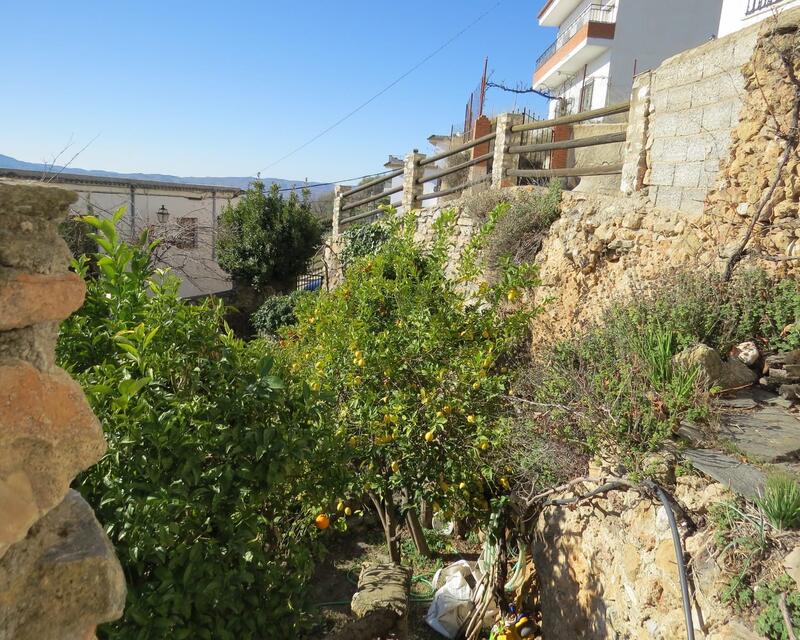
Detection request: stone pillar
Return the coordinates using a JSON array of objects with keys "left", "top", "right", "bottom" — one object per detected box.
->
[
  {"left": 551, "top": 124, "right": 573, "bottom": 170},
  {"left": 0, "top": 183, "right": 125, "bottom": 639},
  {"left": 402, "top": 150, "right": 426, "bottom": 211},
  {"left": 468, "top": 115, "right": 493, "bottom": 185},
  {"left": 324, "top": 184, "right": 351, "bottom": 289},
  {"left": 620, "top": 71, "right": 653, "bottom": 194},
  {"left": 492, "top": 113, "right": 525, "bottom": 188}
]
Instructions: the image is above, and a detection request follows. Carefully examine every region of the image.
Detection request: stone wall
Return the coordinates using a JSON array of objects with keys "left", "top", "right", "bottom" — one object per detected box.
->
[
  {"left": 531, "top": 9, "right": 800, "bottom": 346},
  {"left": 638, "top": 21, "right": 761, "bottom": 213},
  {"left": 0, "top": 183, "right": 124, "bottom": 639},
  {"left": 534, "top": 474, "right": 756, "bottom": 639}
]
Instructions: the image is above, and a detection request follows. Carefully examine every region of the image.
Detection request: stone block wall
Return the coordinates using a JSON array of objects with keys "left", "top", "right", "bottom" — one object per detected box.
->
[
  {"left": 0, "top": 183, "right": 125, "bottom": 639},
  {"left": 640, "top": 22, "right": 761, "bottom": 213}
]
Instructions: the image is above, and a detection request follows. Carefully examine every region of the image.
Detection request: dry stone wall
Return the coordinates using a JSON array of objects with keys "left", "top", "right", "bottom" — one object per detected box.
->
[
  {"left": 0, "top": 183, "right": 124, "bottom": 639},
  {"left": 534, "top": 473, "right": 757, "bottom": 640}
]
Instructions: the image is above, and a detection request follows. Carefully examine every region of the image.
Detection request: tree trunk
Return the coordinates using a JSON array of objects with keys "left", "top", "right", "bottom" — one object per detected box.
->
[
  {"left": 406, "top": 508, "right": 432, "bottom": 558},
  {"left": 420, "top": 500, "right": 433, "bottom": 529},
  {"left": 369, "top": 490, "right": 401, "bottom": 564}
]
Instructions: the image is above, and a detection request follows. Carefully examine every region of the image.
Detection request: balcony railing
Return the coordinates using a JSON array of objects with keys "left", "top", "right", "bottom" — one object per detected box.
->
[
  {"left": 535, "top": 3, "right": 616, "bottom": 71},
  {"left": 746, "top": 0, "right": 784, "bottom": 14}
]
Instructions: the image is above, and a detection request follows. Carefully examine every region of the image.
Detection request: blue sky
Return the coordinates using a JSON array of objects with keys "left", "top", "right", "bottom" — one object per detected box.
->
[{"left": 0, "top": 1, "right": 554, "bottom": 182}]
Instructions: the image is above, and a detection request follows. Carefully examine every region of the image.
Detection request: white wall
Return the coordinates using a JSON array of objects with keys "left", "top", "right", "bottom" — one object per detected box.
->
[
  {"left": 547, "top": 50, "right": 612, "bottom": 118},
  {"left": 46, "top": 180, "right": 239, "bottom": 298},
  {"left": 719, "top": 0, "right": 800, "bottom": 35},
  {"left": 609, "top": 0, "right": 723, "bottom": 109}
]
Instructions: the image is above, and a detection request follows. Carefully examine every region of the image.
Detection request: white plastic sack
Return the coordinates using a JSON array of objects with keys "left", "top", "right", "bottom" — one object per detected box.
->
[{"left": 425, "top": 561, "right": 476, "bottom": 639}]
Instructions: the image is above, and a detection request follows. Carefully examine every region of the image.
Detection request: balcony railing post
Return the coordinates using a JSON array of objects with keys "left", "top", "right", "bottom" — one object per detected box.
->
[
  {"left": 492, "top": 113, "right": 525, "bottom": 188},
  {"left": 402, "top": 150, "right": 426, "bottom": 211}
]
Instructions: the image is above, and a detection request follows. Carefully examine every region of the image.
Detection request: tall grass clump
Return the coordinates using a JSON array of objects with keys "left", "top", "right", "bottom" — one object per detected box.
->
[{"left": 758, "top": 473, "right": 800, "bottom": 530}]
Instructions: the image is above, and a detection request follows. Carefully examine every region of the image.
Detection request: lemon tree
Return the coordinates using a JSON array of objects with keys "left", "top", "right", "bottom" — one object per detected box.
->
[{"left": 282, "top": 208, "right": 538, "bottom": 561}]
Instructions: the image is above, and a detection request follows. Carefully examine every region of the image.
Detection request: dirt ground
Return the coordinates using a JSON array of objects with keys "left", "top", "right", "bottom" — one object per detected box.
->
[{"left": 303, "top": 516, "right": 481, "bottom": 639}]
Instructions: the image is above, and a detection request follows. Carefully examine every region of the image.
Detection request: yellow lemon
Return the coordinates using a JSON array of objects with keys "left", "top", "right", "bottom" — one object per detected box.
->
[
  {"left": 479, "top": 441, "right": 490, "bottom": 451},
  {"left": 336, "top": 500, "right": 345, "bottom": 512},
  {"left": 458, "top": 482, "right": 467, "bottom": 490},
  {"left": 344, "top": 507, "right": 353, "bottom": 516},
  {"left": 472, "top": 381, "right": 481, "bottom": 390},
  {"left": 507, "top": 289, "right": 518, "bottom": 302},
  {"left": 310, "top": 381, "right": 321, "bottom": 392},
  {"left": 424, "top": 430, "right": 435, "bottom": 443},
  {"left": 391, "top": 461, "right": 401, "bottom": 473},
  {"left": 466, "top": 415, "right": 476, "bottom": 424}
]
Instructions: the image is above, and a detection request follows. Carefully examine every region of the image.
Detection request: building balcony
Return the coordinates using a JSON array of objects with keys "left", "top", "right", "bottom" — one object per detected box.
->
[
  {"left": 538, "top": 0, "right": 584, "bottom": 27},
  {"left": 533, "top": 4, "right": 616, "bottom": 89}
]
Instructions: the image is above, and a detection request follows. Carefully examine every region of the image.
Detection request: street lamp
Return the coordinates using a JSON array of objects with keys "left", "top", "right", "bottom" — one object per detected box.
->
[{"left": 156, "top": 205, "right": 169, "bottom": 224}]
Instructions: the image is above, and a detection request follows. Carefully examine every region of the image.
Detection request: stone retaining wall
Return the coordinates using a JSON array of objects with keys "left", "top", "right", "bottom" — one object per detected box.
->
[{"left": 0, "top": 183, "right": 124, "bottom": 639}]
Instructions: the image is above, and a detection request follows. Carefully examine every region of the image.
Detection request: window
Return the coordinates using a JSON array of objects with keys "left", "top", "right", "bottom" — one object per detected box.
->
[
  {"left": 175, "top": 217, "right": 198, "bottom": 249},
  {"left": 579, "top": 79, "right": 595, "bottom": 113}
]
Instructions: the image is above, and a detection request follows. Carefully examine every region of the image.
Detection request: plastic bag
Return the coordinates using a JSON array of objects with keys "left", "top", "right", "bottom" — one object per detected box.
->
[{"left": 425, "top": 561, "right": 476, "bottom": 638}]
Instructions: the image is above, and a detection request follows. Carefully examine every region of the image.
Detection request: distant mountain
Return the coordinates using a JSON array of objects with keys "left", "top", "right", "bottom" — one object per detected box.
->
[{"left": 0, "top": 154, "right": 333, "bottom": 195}]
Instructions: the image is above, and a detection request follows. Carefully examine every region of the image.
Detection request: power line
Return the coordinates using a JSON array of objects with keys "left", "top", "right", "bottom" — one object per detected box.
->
[
  {"left": 255, "top": 0, "right": 504, "bottom": 175},
  {"left": 273, "top": 168, "right": 396, "bottom": 193}
]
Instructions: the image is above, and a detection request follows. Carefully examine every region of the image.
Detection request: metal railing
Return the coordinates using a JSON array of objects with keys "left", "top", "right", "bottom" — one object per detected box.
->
[
  {"left": 746, "top": 0, "right": 784, "bottom": 14},
  {"left": 535, "top": 3, "right": 616, "bottom": 71}
]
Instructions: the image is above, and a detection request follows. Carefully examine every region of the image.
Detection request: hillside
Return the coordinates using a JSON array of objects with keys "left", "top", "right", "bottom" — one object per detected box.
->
[{"left": 0, "top": 153, "right": 334, "bottom": 195}]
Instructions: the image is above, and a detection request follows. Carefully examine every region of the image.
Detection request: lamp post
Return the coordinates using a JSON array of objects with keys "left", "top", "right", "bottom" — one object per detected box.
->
[{"left": 156, "top": 204, "right": 170, "bottom": 224}]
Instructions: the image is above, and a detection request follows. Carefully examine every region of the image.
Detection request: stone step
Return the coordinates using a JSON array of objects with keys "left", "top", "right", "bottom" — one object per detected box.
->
[
  {"left": 682, "top": 448, "right": 766, "bottom": 499},
  {"left": 719, "top": 404, "right": 800, "bottom": 463}
]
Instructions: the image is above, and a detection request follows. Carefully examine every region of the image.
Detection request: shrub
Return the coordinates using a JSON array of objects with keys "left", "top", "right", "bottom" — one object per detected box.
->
[
  {"left": 58, "top": 210, "right": 330, "bottom": 638},
  {"left": 758, "top": 473, "right": 800, "bottom": 530},
  {"left": 216, "top": 180, "right": 322, "bottom": 290},
  {"left": 280, "top": 206, "right": 539, "bottom": 560},
  {"left": 251, "top": 290, "right": 312, "bottom": 336},
  {"left": 339, "top": 218, "right": 391, "bottom": 268},
  {"left": 755, "top": 575, "right": 800, "bottom": 640}
]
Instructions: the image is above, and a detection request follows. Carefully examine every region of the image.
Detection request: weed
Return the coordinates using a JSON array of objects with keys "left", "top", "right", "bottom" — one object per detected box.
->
[
  {"left": 758, "top": 473, "right": 800, "bottom": 531},
  {"left": 755, "top": 575, "right": 800, "bottom": 640}
]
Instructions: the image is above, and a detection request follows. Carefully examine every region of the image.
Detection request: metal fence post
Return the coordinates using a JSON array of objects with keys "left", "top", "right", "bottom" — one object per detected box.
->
[
  {"left": 402, "top": 150, "right": 426, "bottom": 211},
  {"left": 492, "top": 113, "right": 525, "bottom": 188}
]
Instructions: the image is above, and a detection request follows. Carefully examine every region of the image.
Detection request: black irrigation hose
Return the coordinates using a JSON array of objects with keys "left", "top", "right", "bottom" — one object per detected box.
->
[{"left": 651, "top": 483, "right": 695, "bottom": 640}]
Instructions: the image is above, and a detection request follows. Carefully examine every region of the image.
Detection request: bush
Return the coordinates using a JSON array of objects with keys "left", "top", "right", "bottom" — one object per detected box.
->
[
  {"left": 58, "top": 210, "right": 330, "bottom": 638},
  {"left": 280, "top": 206, "right": 539, "bottom": 559},
  {"left": 758, "top": 473, "right": 800, "bottom": 530},
  {"left": 251, "top": 290, "right": 312, "bottom": 336},
  {"left": 216, "top": 180, "right": 322, "bottom": 290},
  {"left": 339, "top": 219, "right": 391, "bottom": 268}
]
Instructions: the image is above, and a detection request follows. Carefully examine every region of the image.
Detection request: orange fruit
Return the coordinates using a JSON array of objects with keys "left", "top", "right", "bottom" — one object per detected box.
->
[{"left": 315, "top": 514, "right": 330, "bottom": 530}]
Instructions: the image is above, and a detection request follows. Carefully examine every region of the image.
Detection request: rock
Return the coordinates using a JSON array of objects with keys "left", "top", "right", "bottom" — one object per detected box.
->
[
  {"left": 732, "top": 341, "right": 759, "bottom": 367},
  {"left": 780, "top": 384, "right": 800, "bottom": 401},
  {"left": 719, "top": 403, "right": 800, "bottom": 463},
  {"left": 673, "top": 344, "right": 756, "bottom": 389},
  {"left": 0, "top": 270, "right": 86, "bottom": 331},
  {"left": 0, "top": 490, "right": 126, "bottom": 640},
  {"left": 351, "top": 563, "right": 411, "bottom": 620},
  {"left": 784, "top": 546, "right": 800, "bottom": 587},
  {"left": 681, "top": 448, "right": 766, "bottom": 499},
  {"left": 0, "top": 359, "right": 106, "bottom": 557},
  {"left": 674, "top": 344, "right": 724, "bottom": 386}
]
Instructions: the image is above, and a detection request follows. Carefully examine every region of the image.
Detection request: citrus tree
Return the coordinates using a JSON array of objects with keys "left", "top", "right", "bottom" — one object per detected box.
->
[
  {"left": 58, "top": 210, "right": 335, "bottom": 638},
  {"left": 280, "top": 207, "right": 539, "bottom": 561}
]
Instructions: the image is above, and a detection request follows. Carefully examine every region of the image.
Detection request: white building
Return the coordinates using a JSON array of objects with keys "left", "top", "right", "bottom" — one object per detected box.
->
[
  {"left": 718, "top": 0, "right": 800, "bottom": 36},
  {"left": 532, "top": 0, "right": 723, "bottom": 118},
  {"left": 0, "top": 168, "right": 241, "bottom": 298}
]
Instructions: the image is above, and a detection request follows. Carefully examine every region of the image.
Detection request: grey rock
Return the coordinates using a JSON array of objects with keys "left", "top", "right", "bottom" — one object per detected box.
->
[
  {"left": 0, "top": 490, "right": 126, "bottom": 640},
  {"left": 719, "top": 404, "right": 800, "bottom": 463},
  {"left": 673, "top": 344, "right": 756, "bottom": 390},
  {"left": 683, "top": 449, "right": 766, "bottom": 499}
]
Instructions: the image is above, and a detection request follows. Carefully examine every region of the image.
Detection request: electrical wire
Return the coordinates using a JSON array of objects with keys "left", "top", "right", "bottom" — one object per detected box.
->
[
  {"left": 271, "top": 168, "right": 396, "bottom": 193},
  {"left": 254, "top": 0, "right": 504, "bottom": 175}
]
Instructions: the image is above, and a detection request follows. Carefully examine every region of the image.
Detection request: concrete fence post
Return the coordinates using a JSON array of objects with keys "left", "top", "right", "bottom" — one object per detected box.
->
[
  {"left": 492, "top": 113, "right": 525, "bottom": 188},
  {"left": 402, "top": 150, "right": 426, "bottom": 211}
]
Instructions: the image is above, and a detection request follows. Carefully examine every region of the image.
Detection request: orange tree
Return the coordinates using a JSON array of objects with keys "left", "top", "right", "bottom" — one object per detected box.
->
[{"left": 280, "top": 207, "right": 539, "bottom": 561}]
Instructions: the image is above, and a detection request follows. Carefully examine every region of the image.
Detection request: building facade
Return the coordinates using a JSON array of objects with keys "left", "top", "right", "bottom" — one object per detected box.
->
[
  {"left": 0, "top": 169, "right": 241, "bottom": 298},
  {"left": 533, "top": 0, "right": 724, "bottom": 118},
  {"left": 719, "top": 0, "right": 800, "bottom": 36}
]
